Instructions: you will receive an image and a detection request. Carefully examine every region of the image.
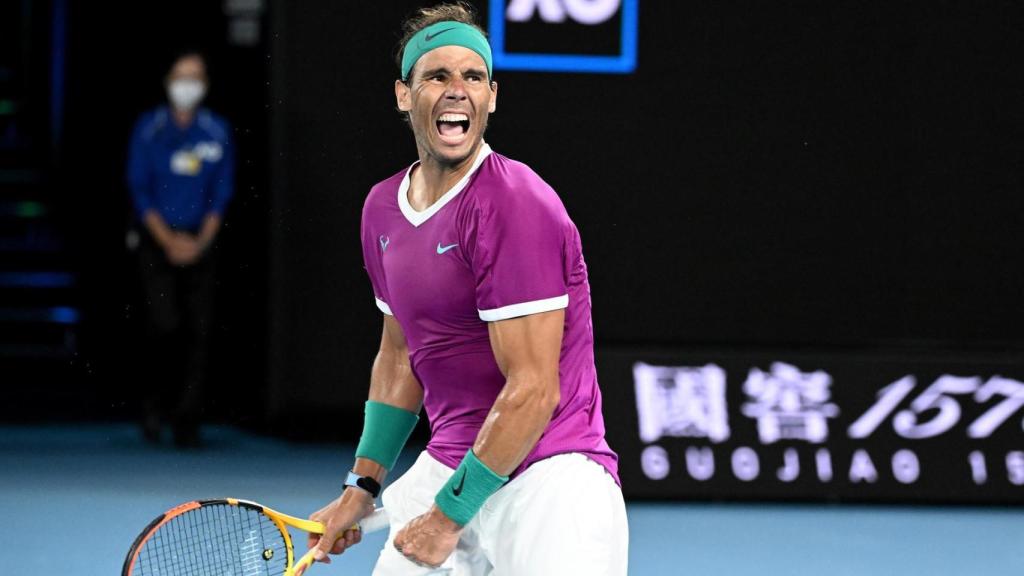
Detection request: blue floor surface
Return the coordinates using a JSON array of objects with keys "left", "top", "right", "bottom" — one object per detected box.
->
[{"left": 1, "top": 425, "right": 1021, "bottom": 575}]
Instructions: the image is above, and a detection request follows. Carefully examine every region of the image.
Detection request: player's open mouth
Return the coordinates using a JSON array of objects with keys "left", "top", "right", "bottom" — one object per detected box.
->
[{"left": 436, "top": 113, "right": 470, "bottom": 141}]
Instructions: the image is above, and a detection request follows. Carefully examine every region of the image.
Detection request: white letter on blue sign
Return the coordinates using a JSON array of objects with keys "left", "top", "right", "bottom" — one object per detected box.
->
[
  {"left": 777, "top": 448, "right": 800, "bottom": 482},
  {"left": 732, "top": 447, "right": 760, "bottom": 482},
  {"left": 849, "top": 449, "right": 879, "bottom": 483},
  {"left": 686, "top": 446, "right": 715, "bottom": 481},
  {"left": 563, "top": 0, "right": 621, "bottom": 25},
  {"left": 507, "top": 0, "right": 621, "bottom": 25},
  {"left": 641, "top": 445, "right": 670, "bottom": 480},
  {"left": 892, "top": 449, "right": 920, "bottom": 484}
]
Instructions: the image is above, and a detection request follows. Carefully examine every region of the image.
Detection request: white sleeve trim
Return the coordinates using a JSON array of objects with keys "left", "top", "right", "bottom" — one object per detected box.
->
[
  {"left": 375, "top": 298, "right": 393, "bottom": 315},
  {"left": 478, "top": 294, "right": 569, "bottom": 322}
]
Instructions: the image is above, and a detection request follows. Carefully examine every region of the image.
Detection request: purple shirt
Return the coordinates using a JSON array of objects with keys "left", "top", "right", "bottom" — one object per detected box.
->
[{"left": 361, "top": 144, "right": 618, "bottom": 483}]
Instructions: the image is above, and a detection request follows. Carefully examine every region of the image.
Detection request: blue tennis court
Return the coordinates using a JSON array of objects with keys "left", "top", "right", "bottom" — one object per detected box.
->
[{"left": 2, "top": 424, "right": 1020, "bottom": 575}]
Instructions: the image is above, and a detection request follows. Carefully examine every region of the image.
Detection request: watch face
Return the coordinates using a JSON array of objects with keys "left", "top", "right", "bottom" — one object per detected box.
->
[
  {"left": 346, "top": 472, "right": 381, "bottom": 497},
  {"left": 357, "top": 476, "right": 381, "bottom": 497}
]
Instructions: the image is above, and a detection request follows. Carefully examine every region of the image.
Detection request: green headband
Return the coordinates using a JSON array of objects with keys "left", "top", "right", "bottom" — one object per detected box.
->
[{"left": 401, "top": 21, "right": 493, "bottom": 81}]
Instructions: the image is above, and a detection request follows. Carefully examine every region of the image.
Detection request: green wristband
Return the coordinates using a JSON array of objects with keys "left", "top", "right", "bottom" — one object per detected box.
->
[
  {"left": 355, "top": 401, "right": 419, "bottom": 471},
  {"left": 434, "top": 449, "right": 509, "bottom": 527}
]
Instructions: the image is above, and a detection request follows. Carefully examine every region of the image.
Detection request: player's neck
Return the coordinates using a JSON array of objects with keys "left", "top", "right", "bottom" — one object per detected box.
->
[{"left": 409, "top": 144, "right": 480, "bottom": 210}]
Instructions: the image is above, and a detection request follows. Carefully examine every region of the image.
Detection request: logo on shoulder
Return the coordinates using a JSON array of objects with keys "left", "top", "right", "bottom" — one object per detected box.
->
[{"left": 380, "top": 235, "right": 390, "bottom": 252}]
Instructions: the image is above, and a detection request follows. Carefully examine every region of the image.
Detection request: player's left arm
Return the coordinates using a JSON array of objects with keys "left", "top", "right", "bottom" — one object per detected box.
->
[
  {"left": 473, "top": 309, "right": 564, "bottom": 472},
  {"left": 392, "top": 309, "right": 563, "bottom": 567}
]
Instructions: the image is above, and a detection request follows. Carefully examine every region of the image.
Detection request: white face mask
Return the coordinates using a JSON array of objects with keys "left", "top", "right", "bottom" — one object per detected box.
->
[{"left": 168, "top": 79, "right": 206, "bottom": 111}]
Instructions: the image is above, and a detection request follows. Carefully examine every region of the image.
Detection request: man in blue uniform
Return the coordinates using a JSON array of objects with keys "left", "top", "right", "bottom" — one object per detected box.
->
[{"left": 126, "top": 51, "right": 234, "bottom": 447}]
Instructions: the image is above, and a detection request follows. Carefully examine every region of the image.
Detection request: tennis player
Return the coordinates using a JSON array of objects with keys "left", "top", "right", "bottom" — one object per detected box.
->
[{"left": 306, "top": 3, "right": 627, "bottom": 574}]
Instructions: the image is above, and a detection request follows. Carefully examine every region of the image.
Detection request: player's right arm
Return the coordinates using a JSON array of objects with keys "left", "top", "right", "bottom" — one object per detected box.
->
[
  {"left": 306, "top": 315, "right": 422, "bottom": 563},
  {"left": 368, "top": 315, "right": 424, "bottom": 413}
]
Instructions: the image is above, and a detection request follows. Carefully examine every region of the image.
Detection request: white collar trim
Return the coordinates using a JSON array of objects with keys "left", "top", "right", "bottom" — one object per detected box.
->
[{"left": 398, "top": 143, "right": 492, "bottom": 227}]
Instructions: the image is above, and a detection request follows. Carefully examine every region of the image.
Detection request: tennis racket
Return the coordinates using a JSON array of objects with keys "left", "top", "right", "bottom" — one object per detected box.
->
[{"left": 122, "top": 498, "right": 389, "bottom": 576}]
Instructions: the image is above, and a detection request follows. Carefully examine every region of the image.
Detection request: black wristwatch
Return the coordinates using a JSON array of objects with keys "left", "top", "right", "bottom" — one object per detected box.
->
[{"left": 344, "top": 471, "right": 382, "bottom": 498}]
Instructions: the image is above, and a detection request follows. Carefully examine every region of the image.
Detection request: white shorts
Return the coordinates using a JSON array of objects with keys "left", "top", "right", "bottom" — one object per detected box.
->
[{"left": 372, "top": 451, "right": 628, "bottom": 575}]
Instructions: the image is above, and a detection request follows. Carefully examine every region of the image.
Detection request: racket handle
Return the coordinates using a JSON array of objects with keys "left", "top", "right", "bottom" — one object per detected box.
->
[
  {"left": 358, "top": 507, "right": 390, "bottom": 534},
  {"left": 288, "top": 508, "right": 389, "bottom": 576},
  {"left": 291, "top": 548, "right": 317, "bottom": 576}
]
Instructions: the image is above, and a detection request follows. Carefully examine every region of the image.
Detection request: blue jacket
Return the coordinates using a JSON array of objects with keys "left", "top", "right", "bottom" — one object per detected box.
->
[{"left": 126, "top": 106, "right": 235, "bottom": 232}]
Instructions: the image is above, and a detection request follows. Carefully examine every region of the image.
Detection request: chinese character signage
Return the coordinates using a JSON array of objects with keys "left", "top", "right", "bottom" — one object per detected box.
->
[
  {"left": 634, "top": 363, "right": 730, "bottom": 443},
  {"left": 600, "top": 350, "right": 1024, "bottom": 503}
]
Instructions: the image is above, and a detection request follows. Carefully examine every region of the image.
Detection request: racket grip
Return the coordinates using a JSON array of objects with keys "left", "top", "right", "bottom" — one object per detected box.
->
[
  {"left": 288, "top": 509, "right": 388, "bottom": 576},
  {"left": 291, "top": 547, "right": 317, "bottom": 576},
  {"left": 358, "top": 508, "right": 390, "bottom": 534}
]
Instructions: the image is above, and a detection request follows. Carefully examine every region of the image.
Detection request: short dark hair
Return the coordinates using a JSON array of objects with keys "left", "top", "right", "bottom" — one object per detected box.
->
[{"left": 394, "top": 1, "right": 488, "bottom": 82}]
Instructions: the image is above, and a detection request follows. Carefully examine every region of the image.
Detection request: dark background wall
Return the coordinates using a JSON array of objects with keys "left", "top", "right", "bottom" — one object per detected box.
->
[
  {"left": 3, "top": 1, "right": 1022, "bottom": 444},
  {"left": 70, "top": 2, "right": 274, "bottom": 425},
  {"left": 0, "top": 0, "right": 271, "bottom": 421},
  {"left": 266, "top": 0, "right": 1024, "bottom": 432}
]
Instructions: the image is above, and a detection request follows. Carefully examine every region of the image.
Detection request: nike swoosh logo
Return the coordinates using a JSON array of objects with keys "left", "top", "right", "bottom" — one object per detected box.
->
[
  {"left": 425, "top": 28, "right": 455, "bottom": 43},
  {"left": 452, "top": 470, "right": 467, "bottom": 497},
  {"left": 436, "top": 242, "right": 458, "bottom": 254}
]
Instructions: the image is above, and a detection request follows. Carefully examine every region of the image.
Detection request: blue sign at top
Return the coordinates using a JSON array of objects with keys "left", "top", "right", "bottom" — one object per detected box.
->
[{"left": 488, "top": 0, "right": 639, "bottom": 74}]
